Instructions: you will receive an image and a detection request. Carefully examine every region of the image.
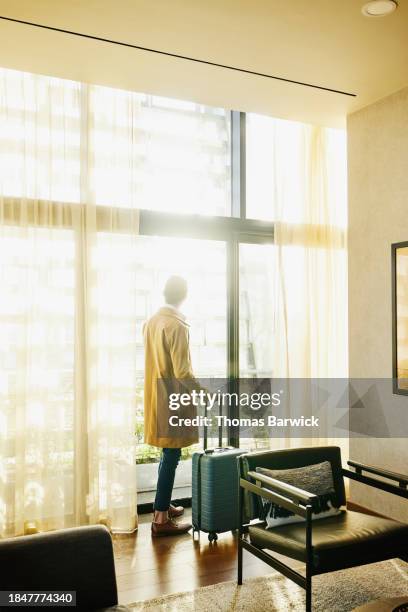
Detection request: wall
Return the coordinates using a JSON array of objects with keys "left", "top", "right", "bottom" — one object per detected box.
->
[{"left": 348, "top": 86, "right": 408, "bottom": 521}]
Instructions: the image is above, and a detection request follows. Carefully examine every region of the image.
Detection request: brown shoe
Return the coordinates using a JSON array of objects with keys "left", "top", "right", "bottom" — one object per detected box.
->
[
  {"left": 168, "top": 504, "right": 184, "bottom": 518},
  {"left": 151, "top": 518, "right": 191, "bottom": 537}
]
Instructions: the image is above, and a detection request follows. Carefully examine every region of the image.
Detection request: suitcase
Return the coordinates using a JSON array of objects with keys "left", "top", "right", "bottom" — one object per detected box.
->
[{"left": 192, "top": 447, "right": 245, "bottom": 542}]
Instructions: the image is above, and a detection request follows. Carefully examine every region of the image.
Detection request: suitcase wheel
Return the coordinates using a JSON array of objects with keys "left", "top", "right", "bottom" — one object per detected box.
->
[
  {"left": 208, "top": 531, "right": 218, "bottom": 542},
  {"left": 192, "top": 527, "right": 200, "bottom": 540}
]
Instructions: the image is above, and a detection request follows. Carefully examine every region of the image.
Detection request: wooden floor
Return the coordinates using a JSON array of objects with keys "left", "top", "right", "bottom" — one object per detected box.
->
[
  {"left": 113, "top": 502, "right": 375, "bottom": 605},
  {"left": 113, "top": 508, "right": 276, "bottom": 606}
]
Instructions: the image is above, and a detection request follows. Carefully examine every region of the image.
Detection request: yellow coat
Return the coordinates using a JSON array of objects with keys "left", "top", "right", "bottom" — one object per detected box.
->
[{"left": 143, "top": 306, "right": 199, "bottom": 449}]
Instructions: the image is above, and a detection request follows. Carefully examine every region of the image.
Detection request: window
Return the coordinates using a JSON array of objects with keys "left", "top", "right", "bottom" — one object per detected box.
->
[
  {"left": 88, "top": 87, "right": 231, "bottom": 215},
  {"left": 239, "top": 243, "right": 275, "bottom": 378},
  {"left": 130, "top": 237, "right": 227, "bottom": 500},
  {"left": 245, "top": 113, "right": 276, "bottom": 221},
  {"left": 1, "top": 69, "right": 231, "bottom": 217},
  {"left": 0, "top": 68, "right": 347, "bottom": 519}
]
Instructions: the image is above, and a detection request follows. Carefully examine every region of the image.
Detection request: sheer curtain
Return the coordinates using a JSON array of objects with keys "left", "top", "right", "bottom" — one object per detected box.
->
[
  {"left": 272, "top": 121, "right": 347, "bottom": 379},
  {"left": 0, "top": 68, "right": 232, "bottom": 537},
  {"left": 247, "top": 115, "right": 348, "bottom": 454},
  {"left": 0, "top": 69, "right": 139, "bottom": 536}
]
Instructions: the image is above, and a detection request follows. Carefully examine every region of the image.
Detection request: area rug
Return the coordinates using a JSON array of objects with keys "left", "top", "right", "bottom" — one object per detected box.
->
[{"left": 129, "top": 559, "right": 408, "bottom": 612}]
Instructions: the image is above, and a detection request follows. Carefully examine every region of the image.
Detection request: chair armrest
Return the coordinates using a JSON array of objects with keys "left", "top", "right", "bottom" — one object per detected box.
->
[
  {"left": 247, "top": 470, "right": 318, "bottom": 505},
  {"left": 343, "top": 462, "right": 408, "bottom": 499},
  {"left": 347, "top": 460, "right": 408, "bottom": 487},
  {"left": 0, "top": 526, "right": 118, "bottom": 609},
  {"left": 240, "top": 471, "right": 317, "bottom": 519}
]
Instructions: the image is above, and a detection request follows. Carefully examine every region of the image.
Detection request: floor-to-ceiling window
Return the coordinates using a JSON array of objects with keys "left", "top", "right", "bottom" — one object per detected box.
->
[{"left": 0, "top": 68, "right": 347, "bottom": 531}]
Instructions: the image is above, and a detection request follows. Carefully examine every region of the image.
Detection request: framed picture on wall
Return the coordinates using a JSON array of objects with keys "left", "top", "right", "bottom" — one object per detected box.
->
[{"left": 392, "top": 241, "right": 408, "bottom": 395}]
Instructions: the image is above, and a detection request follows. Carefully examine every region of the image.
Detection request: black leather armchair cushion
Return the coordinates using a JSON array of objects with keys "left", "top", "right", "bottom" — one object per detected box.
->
[
  {"left": 0, "top": 526, "right": 125, "bottom": 611},
  {"left": 249, "top": 510, "right": 408, "bottom": 573},
  {"left": 239, "top": 446, "right": 346, "bottom": 520}
]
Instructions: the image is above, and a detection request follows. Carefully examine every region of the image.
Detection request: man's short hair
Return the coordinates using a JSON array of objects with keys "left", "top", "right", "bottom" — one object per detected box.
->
[{"left": 164, "top": 276, "right": 188, "bottom": 306}]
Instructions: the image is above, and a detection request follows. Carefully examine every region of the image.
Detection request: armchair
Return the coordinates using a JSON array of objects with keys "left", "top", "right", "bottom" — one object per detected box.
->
[
  {"left": 0, "top": 525, "right": 130, "bottom": 611},
  {"left": 238, "top": 446, "right": 408, "bottom": 612}
]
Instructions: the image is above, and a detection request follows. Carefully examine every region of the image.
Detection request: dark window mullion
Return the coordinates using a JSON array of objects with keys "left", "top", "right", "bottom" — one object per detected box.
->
[
  {"left": 228, "top": 111, "right": 246, "bottom": 447},
  {"left": 227, "top": 237, "right": 240, "bottom": 447}
]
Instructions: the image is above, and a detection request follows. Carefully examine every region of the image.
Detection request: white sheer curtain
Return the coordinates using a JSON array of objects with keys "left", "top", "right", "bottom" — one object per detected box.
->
[
  {"left": 0, "top": 67, "right": 232, "bottom": 537},
  {"left": 0, "top": 69, "right": 140, "bottom": 536},
  {"left": 246, "top": 115, "right": 348, "bottom": 454},
  {"left": 272, "top": 121, "right": 347, "bottom": 379}
]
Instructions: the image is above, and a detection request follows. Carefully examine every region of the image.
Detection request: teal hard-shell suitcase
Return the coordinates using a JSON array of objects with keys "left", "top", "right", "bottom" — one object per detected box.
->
[{"left": 192, "top": 448, "right": 245, "bottom": 542}]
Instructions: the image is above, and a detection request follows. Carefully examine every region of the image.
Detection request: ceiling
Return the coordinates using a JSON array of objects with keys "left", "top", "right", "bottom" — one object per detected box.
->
[{"left": 0, "top": 0, "right": 407, "bottom": 127}]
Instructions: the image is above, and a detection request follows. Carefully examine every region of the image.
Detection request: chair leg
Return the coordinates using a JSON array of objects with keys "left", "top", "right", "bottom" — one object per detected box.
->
[
  {"left": 237, "top": 538, "right": 243, "bottom": 585},
  {"left": 238, "top": 479, "right": 244, "bottom": 586},
  {"left": 305, "top": 506, "right": 312, "bottom": 612},
  {"left": 305, "top": 573, "right": 312, "bottom": 612}
]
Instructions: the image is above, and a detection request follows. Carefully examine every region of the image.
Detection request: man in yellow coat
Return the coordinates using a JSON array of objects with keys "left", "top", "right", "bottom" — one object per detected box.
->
[{"left": 144, "top": 276, "right": 198, "bottom": 536}]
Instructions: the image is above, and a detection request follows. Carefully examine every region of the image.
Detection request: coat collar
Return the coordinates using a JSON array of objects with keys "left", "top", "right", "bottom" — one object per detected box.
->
[{"left": 158, "top": 305, "right": 189, "bottom": 326}]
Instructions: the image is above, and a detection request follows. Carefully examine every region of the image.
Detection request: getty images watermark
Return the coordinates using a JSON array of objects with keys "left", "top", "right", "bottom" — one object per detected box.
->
[
  {"left": 155, "top": 378, "right": 408, "bottom": 440},
  {"left": 167, "top": 388, "right": 319, "bottom": 429}
]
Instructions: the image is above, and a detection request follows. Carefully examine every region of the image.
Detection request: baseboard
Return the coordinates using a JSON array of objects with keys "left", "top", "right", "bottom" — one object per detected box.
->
[{"left": 346, "top": 500, "right": 389, "bottom": 519}]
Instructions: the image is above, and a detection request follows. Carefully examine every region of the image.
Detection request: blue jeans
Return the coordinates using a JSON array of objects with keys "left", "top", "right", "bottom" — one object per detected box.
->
[{"left": 154, "top": 448, "right": 182, "bottom": 512}]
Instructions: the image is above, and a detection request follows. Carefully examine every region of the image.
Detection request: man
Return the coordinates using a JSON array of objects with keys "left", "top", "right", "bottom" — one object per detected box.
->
[{"left": 143, "top": 275, "right": 198, "bottom": 536}]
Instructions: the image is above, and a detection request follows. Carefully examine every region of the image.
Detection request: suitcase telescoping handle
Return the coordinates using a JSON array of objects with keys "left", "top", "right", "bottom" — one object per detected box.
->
[
  {"left": 203, "top": 397, "right": 222, "bottom": 451},
  {"left": 202, "top": 395, "right": 231, "bottom": 453},
  {"left": 203, "top": 413, "right": 208, "bottom": 451}
]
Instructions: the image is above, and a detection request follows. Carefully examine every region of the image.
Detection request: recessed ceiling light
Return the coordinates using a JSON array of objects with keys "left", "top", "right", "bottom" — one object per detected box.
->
[{"left": 362, "top": 0, "right": 398, "bottom": 16}]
